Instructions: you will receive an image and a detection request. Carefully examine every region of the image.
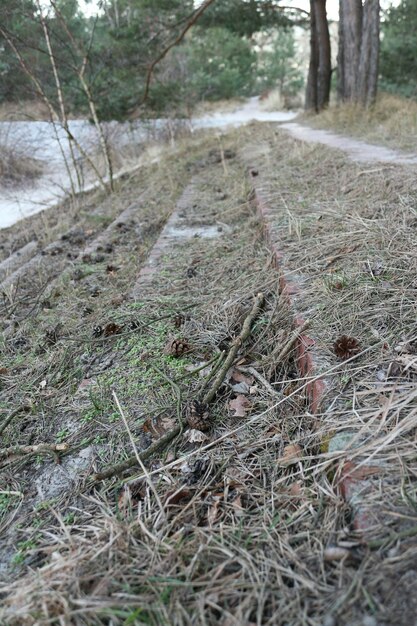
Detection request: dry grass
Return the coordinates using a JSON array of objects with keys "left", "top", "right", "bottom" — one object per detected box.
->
[
  {"left": 0, "top": 150, "right": 43, "bottom": 187},
  {"left": 80, "top": 118, "right": 194, "bottom": 185},
  {"left": 238, "top": 123, "right": 417, "bottom": 618},
  {"left": 0, "top": 125, "right": 416, "bottom": 626},
  {"left": 0, "top": 100, "right": 53, "bottom": 122},
  {"left": 304, "top": 93, "right": 417, "bottom": 152},
  {"left": 0, "top": 123, "right": 44, "bottom": 188},
  {"left": 193, "top": 98, "right": 246, "bottom": 117},
  {"left": 0, "top": 134, "right": 308, "bottom": 626},
  {"left": 259, "top": 88, "right": 303, "bottom": 112}
]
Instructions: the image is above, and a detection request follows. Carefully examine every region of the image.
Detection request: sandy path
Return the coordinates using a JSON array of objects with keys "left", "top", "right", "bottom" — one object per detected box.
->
[{"left": 281, "top": 121, "right": 417, "bottom": 165}]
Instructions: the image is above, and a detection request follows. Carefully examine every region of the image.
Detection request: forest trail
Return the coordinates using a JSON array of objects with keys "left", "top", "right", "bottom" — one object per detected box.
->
[
  {"left": 281, "top": 120, "right": 417, "bottom": 164},
  {"left": 225, "top": 97, "right": 417, "bottom": 164}
]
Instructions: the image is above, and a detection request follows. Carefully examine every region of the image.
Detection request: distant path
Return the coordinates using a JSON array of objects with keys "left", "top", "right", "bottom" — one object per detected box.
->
[
  {"left": 280, "top": 122, "right": 417, "bottom": 165},
  {"left": 198, "top": 97, "right": 417, "bottom": 164},
  {"left": 194, "top": 97, "right": 297, "bottom": 128}
]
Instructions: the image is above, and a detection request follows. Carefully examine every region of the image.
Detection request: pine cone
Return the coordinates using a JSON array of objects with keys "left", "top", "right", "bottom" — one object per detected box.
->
[
  {"left": 165, "top": 338, "right": 190, "bottom": 357},
  {"left": 173, "top": 313, "right": 186, "bottom": 328},
  {"left": 186, "top": 400, "right": 211, "bottom": 431},
  {"left": 333, "top": 335, "right": 361, "bottom": 360},
  {"left": 103, "top": 322, "right": 123, "bottom": 337},
  {"left": 45, "top": 326, "right": 60, "bottom": 346}
]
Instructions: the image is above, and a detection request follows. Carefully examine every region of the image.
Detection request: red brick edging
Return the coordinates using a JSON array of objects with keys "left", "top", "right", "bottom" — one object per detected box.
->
[
  {"left": 248, "top": 167, "right": 375, "bottom": 534},
  {"left": 249, "top": 168, "right": 327, "bottom": 414}
]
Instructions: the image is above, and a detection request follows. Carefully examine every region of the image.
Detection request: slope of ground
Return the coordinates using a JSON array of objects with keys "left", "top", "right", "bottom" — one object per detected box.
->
[{"left": 0, "top": 123, "right": 416, "bottom": 626}]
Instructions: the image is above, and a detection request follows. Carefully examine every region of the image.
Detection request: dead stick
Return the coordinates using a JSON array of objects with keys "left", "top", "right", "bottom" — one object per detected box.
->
[
  {"left": 92, "top": 292, "right": 264, "bottom": 482},
  {"left": 0, "top": 442, "right": 68, "bottom": 462},
  {"left": 92, "top": 426, "right": 181, "bottom": 482},
  {"left": 203, "top": 292, "right": 264, "bottom": 404},
  {"left": 273, "top": 319, "right": 311, "bottom": 364},
  {"left": 0, "top": 404, "right": 31, "bottom": 437}
]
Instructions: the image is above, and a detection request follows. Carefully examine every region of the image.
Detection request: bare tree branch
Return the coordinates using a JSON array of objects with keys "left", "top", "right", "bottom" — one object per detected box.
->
[
  {"left": 0, "top": 21, "right": 109, "bottom": 192},
  {"left": 140, "top": 0, "right": 218, "bottom": 106},
  {"left": 50, "top": 0, "right": 114, "bottom": 190}
]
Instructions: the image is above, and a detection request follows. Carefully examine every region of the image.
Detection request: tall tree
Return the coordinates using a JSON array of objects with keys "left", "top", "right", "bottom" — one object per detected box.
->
[
  {"left": 380, "top": 0, "right": 417, "bottom": 97},
  {"left": 198, "top": 0, "right": 299, "bottom": 38},
  {"left": 0, "top": 0, "right": 43, "bottom": 103},
  {"left": 305, "top": 0, "right": 331, "bottom": 112},
  {"left": 337, "top": 0, "right": 380, "bottom": 106}
]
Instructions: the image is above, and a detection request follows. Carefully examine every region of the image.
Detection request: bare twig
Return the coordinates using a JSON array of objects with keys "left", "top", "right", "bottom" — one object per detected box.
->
[
  {"left": 0, "top": 405, "right": 31, "bottom": 438},
  {"left": 0, "top": 443, "right": 68, "bottom": 464},
  {"left": 0, "top": 24, "right": 108, "bottom": 192},
  {"left": 203, "top": 292, "right": 264, "bottom": 404},
  {"left": 50, "top": 0, "right": 114, "bottom": 190},
  {"left": 141, "top": 0, "right": 217, "bottom": 105},
  {"left": 91, "top": 426, "right": 181, "bottom": 482},
  {"left": 35, "top": 0, "right": 81, "bottom": 194}
]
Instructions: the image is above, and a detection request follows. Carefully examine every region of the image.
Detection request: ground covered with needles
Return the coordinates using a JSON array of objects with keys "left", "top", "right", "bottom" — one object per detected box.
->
[{"left": 0, "top": 124, "right": 416, "bottom": 626}]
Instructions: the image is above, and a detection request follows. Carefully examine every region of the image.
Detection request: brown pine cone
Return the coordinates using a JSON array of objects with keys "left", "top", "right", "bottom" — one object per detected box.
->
[
  {"left": 103, "top": 322, "right": 123, "bottom": 337},
  {"left": 45, "top": 326, "right": 60, "bottom": 346},
  {"left": 186, "top": 400, "right": 211, "bottom": 431},
  {"left": 165, "top": 338, "right": 190, "bottom": 357},
  {"left": 333, "top": 335, "right": 361, "bottom": 360},
  {"left": 173, "top": 313, "right": 186, "bottom": 328}
]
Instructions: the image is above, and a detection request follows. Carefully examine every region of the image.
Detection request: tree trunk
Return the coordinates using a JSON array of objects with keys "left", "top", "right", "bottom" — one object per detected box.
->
[
  {"left": 305, "top": 0, "right": 318, "bottom": 111},
  {"left": 305, "top": 0, "right": 331, "bottom": 112},
  {"left": 337, "top": 0, "right": 380, "bottom": 106},
  {"left": 357, "top": 0, "right": 380, "bottom": 106}
]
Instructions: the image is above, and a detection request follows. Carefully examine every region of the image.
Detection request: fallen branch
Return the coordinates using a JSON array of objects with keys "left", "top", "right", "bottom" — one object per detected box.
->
[
  {"left": 92, "top": 292, "right": 264, "bottom": 482},
  {"left": 0, "top": 443, "right": 68, "bottom": 464},
  {"left": 141, "top": 0, "right": 217, "bottom": 105},
  {"left": 203, "top": 292, "right": 264, "bottom": 404},
  {"left": 92, "top": 426, "right": 181, "bottom": 482},
  {"left": 0, "top": 404, "right": 31, "bottom": 437},
  {"left": 116, "top": 343, "right": 385, "bottom": 486}
]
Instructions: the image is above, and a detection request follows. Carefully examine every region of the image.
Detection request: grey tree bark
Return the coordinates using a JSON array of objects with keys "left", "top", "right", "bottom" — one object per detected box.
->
[
  {"left": 305, "top": 0, "right": 331, "bottom": 112},
  {"left": 337, "top": 0, "right": 380, "bottom": 106}
]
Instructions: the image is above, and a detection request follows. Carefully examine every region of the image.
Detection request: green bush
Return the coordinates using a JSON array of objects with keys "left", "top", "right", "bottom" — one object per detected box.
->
[
  {"left": 257, "top": 29, "right": 304, "bottom": 98},
  {"left": 380, "top": 0, "right": 417, "bottom": 99},
  {"left": 186, "top": 27, "right": 256, "bottom": 101}
]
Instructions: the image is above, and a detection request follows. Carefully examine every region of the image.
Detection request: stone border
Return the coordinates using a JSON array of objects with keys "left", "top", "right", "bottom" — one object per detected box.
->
[
  {"left": 248, "top": 166, "right": 375, "bottom": 533},
  {"left": 131, "top": 178, "right": 223, "bottom": 299},
  {"left": 248, "top": 168, "right": 329, "bottom": 414}
]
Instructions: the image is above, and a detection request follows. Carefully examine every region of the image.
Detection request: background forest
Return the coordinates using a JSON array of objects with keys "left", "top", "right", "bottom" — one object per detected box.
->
[
  {"left": 1, "top": 0, "right": 416, "bottom": 123},
  {"left": 0, "top": 0, "right": 305, "bottom": 121}
]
